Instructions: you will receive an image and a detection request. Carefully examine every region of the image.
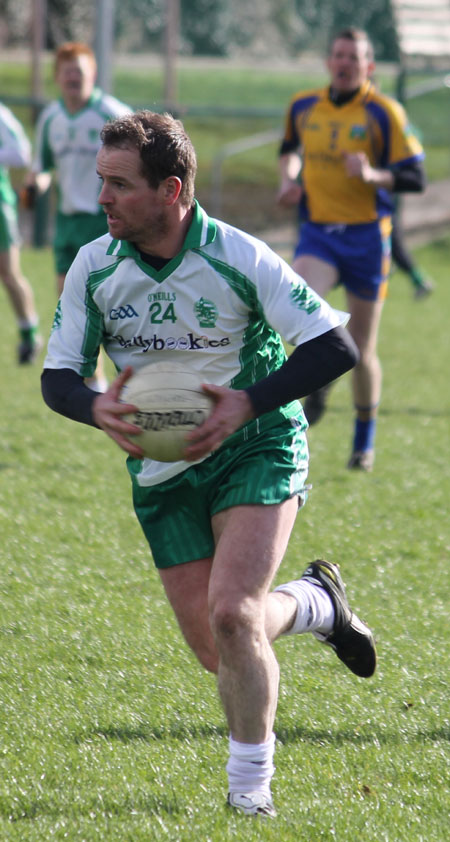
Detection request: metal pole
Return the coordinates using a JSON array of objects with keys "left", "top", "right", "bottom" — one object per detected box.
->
[
  {"left": 95, "top": 0, "right": 115, "bottom": 93},
  {"left": 164, "top": 0, "right": 179, "bottom": 110},
  {"left": 31, "top": 0, "right": 47, "bottom": 121},
  {"left": 210, "top": 129, "right": 280, "bottom": 218},
  {"left": 31, "top": 0, "right": 51, "bottom": 247}
]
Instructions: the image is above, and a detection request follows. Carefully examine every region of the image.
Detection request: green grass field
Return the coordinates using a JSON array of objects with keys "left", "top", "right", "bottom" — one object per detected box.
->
[
  {"left": 0, "top": 236, "right": 448, "bottom": 840},
  {"left": 1, "top": 55, "right": 449, "bottom": 236},
  {"left": 1, "top": 56, "right": 449, "bottom": 192}
]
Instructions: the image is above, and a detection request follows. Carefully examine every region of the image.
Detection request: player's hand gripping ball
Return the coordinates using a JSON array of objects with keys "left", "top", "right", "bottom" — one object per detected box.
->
[{"left": 120, "top": 361, "right": 213, "bottom": 462}]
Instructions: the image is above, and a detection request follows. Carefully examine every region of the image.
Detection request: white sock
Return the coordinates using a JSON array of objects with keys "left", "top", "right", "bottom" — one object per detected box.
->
[
  {"left": 275, "top": 579, "right": 334, "bottom": 638},
  {"left": 226, "top": 733, "right": 275, "bottom": 798},
  {"left": 18, "top": 318, "right": 38, "bottom": 329}
]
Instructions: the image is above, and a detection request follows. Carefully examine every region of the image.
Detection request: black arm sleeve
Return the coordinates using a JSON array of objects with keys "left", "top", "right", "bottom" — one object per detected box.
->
[
  {"left": 392, "top": 161, "right": 426, "bottom": 193},
  {"left": 245, "top": 325, "right": 359, "bottom": 417},
  {"left": 41, "top": 368, "right": 100, "bottom": 427}
]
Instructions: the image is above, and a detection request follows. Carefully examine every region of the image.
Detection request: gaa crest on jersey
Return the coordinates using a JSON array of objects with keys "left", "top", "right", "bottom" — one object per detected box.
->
[
  {"left": 350, "top": 124, "right": 367, "bottom": 139},
  {"left": 194, "top": 297, "right": 218, "bottom": 328},
  {"left": 110, "top": 304, "right": 139, "bottom": 319}
]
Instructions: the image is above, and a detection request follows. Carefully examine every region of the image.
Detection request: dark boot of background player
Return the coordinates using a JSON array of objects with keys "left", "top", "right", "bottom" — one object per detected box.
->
[{"left": 303, "top": 383, "right": 332, "bottom": 425}]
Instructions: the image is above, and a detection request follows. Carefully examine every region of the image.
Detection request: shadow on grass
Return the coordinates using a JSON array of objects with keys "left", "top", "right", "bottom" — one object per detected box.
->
[
  {"left": 5, "top": 792, "right": 186, "bottom": 822},
  {"left": 73, "top": 721, "right": 228, "bottom": 745},
  {"left": 73, "top": 720, "right": 448, "bottom": 747},
  {"left": 276, "top": 723, "right": 450, "bottom": 746}
]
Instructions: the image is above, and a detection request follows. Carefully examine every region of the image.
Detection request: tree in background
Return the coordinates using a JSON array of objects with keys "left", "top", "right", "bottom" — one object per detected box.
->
[
  {"left": 299, "top": 0, "right": 398, "bottom": 62},
  {"left": 0, "top": 0, "right": 399, "bottom": 61},
  {"left": 180, "top": 0, "right": 231, "bottom": 56},
  {"left": 115, "top": 0, "right": 165, "bottom": 54},
  {"left": 0, "top": 0, "right": 93, "bottom": 47},
  {"left": 0, "top": 0, "right": 29, "bottom": 45},
  {"left": 46, "top": 0, "right": 94, "bottom": 47}
]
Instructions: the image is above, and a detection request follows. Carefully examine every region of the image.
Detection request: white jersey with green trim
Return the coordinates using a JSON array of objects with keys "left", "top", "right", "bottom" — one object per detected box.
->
[
  {"left": 0, "top": 102, "right": 31, "bottom": 205},
  {"left": 32, "top": 89, "right": 131, "bottom": 215},
  {"left": 45, "top": 201, "right": 349, "bottom": 486}
]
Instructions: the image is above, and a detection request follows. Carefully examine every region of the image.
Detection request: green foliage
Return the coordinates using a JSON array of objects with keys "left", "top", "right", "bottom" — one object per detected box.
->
[
  {"left": 0, "top": 0, "right": 401, "bottom": 58},
  {"left": 307, "top": 0, "right": 399, "bottom": 61},
  {"left": 180, "top": 0, "right": 232, "bottom": 56},
  {"left": 115, "top": 0, "right": 166, "bottom": 52},
  {"left": 177, "top": 0, "right": 401, "bottom": 59},
  {"left": 45, "top": 0, "right": 94, "bottom": 49},
  {"left": 0, "top": 237, "right": 448, "bottom": 840}
]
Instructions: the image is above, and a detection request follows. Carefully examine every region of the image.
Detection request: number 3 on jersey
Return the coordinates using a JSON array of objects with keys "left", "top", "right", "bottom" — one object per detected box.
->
[{"left": 149, "top": 302, "right": 177, "bottom": 324}]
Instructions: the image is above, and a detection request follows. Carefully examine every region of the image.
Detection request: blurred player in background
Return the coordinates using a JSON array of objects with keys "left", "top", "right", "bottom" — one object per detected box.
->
[
  {"left": 278, "top": 27, "right": 426, "bottom": 471},
  {"left": 27, "top": 42, "right": 132, "bottom": 390},
  {"left": 0, "top": 101, "right": 41, "bottom": 363}
]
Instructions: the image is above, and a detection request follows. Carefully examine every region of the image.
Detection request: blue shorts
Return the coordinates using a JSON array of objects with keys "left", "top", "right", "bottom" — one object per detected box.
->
[{"left": 294, "top": 219, "right": 392, "bottom": 301}]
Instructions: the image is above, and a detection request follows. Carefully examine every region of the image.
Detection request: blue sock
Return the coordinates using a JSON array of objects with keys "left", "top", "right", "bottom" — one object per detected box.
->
[{"left": 353, "top": 418, "right": 376, "bottom": 452}]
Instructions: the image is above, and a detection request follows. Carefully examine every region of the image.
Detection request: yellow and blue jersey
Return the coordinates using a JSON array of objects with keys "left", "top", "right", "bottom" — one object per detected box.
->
[{"left": 280, "top": 80, "right": 424, "bottom": 224}]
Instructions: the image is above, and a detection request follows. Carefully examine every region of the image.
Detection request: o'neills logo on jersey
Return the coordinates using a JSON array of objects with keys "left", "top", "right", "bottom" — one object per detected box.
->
[
  {"left": 115, "top": 333, "right": 230, "bottom": 351},
  {"left": 134, "top": 409, "right": 208, "bottom": 431}
]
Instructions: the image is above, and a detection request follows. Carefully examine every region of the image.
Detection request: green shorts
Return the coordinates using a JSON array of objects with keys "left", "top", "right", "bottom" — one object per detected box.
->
[
  {"left": 54, "top": 211, "right": 108, "bottom": 274},
  {"left": 0, "top": 198, "right": 20, "bottom": 250},
  {"left": 132, "top": 420, "right": 310, "bottom": 569}
]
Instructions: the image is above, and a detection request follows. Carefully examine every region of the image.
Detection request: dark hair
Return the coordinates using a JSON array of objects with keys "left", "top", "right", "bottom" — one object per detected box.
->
[
  {"left": 100, "top": 110, "right": 197, "bottom": 207},
  {"left": 329, "top": 27, "right": 374, "bottom": 62}
]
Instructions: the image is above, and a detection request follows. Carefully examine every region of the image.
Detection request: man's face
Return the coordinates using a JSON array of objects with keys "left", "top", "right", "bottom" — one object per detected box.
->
[
  {"left": 327, "top": 37, "right": 374, "bottom": 93},
  {"left": 97, "top": 144, "right": 170, "bottom": 251},
  {"left": 55, "top": 55, "right": 96, "bottom": 106}
]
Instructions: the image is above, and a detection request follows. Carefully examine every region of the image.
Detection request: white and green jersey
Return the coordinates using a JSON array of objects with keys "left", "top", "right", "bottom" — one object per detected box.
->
[
  {"left": 45, "top": 201, "right": 348, "bottom": 486},
  {"left": 32, "top": 89, "right": 131, "bottom": 215},
  {"left": 0, "top": 102, "right": 31, "bottom": 205}
]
